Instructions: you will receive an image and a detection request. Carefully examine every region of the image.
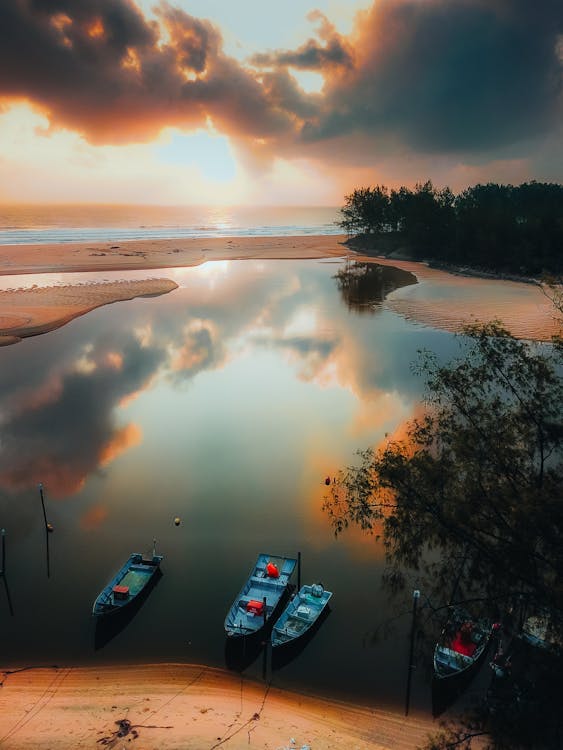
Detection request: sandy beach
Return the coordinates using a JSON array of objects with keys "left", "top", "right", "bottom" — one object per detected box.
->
[
  {"left": 0, "top": 664, "right": 438, "bottom": 750},
  {"left": 0, "top": 236, "right": 349, "bottom": 276},
  {"left": 0, "top": 234, "right": 558, "bottom": 346},
  {"left": 0, "top": 236, "right": 348, "bottom": 345}
]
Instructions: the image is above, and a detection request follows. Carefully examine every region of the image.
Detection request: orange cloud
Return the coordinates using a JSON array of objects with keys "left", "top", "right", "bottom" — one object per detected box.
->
[
  {"left": 99, "top": 423, "right": 142, "bottom": 467},
  {"left": 80, "top": 503, "right": 109, "bottom": 529},
  {"left": 0, "top": 0, "right": 558, "bottom": 183}
]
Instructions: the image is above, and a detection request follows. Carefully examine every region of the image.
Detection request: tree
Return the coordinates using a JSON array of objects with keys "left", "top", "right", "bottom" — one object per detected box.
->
[
  {"left": 324, "top": 321, "right": 563, "bottom": 748},
  {"left": 339, "top": 180, "right": 563, "bottom": 275},
  {"left": 338, "top": 185, "right": 391, "bottom": 235}
]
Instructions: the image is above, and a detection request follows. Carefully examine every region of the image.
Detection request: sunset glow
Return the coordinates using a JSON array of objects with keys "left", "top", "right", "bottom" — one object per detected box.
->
[{"left": 0, "top": 0, "right": 560, "bottom": 205}]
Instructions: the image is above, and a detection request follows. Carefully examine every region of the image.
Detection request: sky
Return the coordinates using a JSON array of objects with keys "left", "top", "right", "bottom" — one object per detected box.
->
[{"left": 0, "top": 0, "right": 561, "bottom": 205}]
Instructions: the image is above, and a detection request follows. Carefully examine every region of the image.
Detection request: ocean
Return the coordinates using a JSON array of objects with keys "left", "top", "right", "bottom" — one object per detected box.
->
[{"left": 0, "top": 204, "right": 342, "bottom": 245}]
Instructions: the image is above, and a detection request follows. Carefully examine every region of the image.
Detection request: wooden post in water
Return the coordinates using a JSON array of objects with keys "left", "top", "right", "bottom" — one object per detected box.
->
[
  {"left": 297, "top": 551, "right": 301, "bottom": 592},
  {"left": 1, "top": 530, "right": 14, "bottom": 615},
  {"left": 38, "top": 483, "right": 52, "bottom": 578},
  {"left": 1, "top": 528, "right": 5, "bottom": 576},
  {"left": 405, "top": 589, "right": 420, "bottom": 717},
  {"left": 39, "top": 483, "right": 48, "bottom": 529}
]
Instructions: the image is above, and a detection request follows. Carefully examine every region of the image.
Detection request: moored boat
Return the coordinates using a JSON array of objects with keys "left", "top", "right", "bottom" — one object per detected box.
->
[
  {"left": 92, "top": 542, "right": 163, "bottom": 617},
  {"left": 271, "top": 583, "right": 332, "bottom": 648},
  {"left": 433, "top": 607, "right": 497, "bottom": 679},
  {"left": 224, "top": 553, "right": 297, "bottom": 638}
]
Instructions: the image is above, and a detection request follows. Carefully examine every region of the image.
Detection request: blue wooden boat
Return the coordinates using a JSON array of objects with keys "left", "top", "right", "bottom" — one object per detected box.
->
[
  {"left": 271, "top": 583, "right": 332, "bottom": 648},
  {"left": 224, "top": 553, "right": 297, "bottom": 638},
  {"left": 92, "top": 543, "right": 163, "bottom": 617}
]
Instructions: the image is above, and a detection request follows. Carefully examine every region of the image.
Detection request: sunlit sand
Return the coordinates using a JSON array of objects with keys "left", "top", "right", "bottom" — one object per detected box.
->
[
  {"left": 0, "top": 235, "right": 558, "bottom": 346},
  {"left": 0, "top": 664, "right": 438, "bottom": 749}
]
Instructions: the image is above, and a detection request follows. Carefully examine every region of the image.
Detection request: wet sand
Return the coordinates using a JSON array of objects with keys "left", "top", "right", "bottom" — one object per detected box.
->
[
  {"left": 0, "top": 235, "right": 349, "bottom": 276},
  {"left": 0, "top": 278, "right": 179, "bottom": 346},
  {"left": 0, "top": 236, "right": 348, "bottom": 345},
  {"left": 0, "top": 235, "right": 557, "bottom": 344},
  {"left": 0, "top": 664, "right": 438, "bottom": 750}
]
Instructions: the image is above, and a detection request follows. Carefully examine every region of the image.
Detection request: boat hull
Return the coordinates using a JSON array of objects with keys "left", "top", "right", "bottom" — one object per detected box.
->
[
  {"left": 433, "top": 609, "right": 494, "bottom": 680},
  {"left": 92, "top": 554, "right": 163, "bottom": 618},
  {"left": 271, "top": 584, "right": 332, "bottom": 649},
  {"left": 224, "top": 553, "right": 297, "bottom": 639}
]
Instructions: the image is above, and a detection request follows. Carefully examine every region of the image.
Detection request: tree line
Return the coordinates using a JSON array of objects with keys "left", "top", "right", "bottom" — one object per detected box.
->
[{"left": 338, "top": 181, "right": 563, "bottom": 275}]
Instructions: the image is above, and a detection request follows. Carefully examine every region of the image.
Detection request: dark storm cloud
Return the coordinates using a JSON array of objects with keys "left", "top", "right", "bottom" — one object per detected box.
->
[
  {"left": 0, "top": 0, "right": 560, "bottom": 160},
  {"left": 250, "top": 10, "right": 353, "bottom": 72},
  {"left": 300, "top": 0, "right": 562, "bottom": 153}
]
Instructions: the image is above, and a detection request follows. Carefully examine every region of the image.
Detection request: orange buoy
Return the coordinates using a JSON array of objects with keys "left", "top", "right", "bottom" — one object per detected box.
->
[{"left": 266, "top": 562, "right": 279, "bottom": 578}]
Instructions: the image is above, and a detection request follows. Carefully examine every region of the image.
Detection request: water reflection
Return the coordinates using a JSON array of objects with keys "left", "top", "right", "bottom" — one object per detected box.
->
[
  {"left": 334, "top": 261, "right": 417, "bottom": 313},
  {"left": 0, "top": 259, "right": 484, "bottom": 711},
  {"left": 271, "top": 606, "right": 332, "bottom": 672}
]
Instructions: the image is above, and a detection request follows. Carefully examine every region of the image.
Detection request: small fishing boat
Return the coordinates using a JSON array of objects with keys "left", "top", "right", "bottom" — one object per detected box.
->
[
  {"left": 271, "top": 583, "right": 332, "bottom": 648},
  {"left": 433, "top": 608, "right": 497, "bottom": 679},
  {"left": 92, "top": 541, "right": 163, "bottom": 617},
  {"left": 224, "top": 553, "right": 297, "bottom": 638}
]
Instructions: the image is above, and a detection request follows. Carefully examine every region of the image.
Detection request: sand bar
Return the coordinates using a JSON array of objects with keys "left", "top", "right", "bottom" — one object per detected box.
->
[
  {"left": 0, "top": 233, "right": 557, "bottom": 344},
  {"left": 0, "top": 235, "right": 349, "bottom": 276},
  {"left": 0, "top": 663, "right": 438, "bottom": 750},
  {"left": 0, "top": 236, "right": 348, "bottom": 345},
  {"left": 0, "top": 278, "right": 179, "bottom": 346}
]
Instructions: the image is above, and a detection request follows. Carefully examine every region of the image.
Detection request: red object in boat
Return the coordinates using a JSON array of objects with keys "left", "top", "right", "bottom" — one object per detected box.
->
[
  {"left": 112, "top": 585, "right": 129, "bottom": 600},
  {"left": 246, "top": 599, "right": 264, "bottom": 615},
  {"left": 266, "top": 562, "right": 279, "bottom": 578},
  {"left": 451, "top": 622, "right": 477, "bottom": 656}
]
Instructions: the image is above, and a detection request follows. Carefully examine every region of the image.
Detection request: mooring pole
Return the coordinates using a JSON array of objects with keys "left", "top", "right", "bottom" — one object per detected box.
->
[
  {"left": 297, "top": 551, "right": 301, "bottom": 592},
  {"left": 39, "top": 484, "right": 52, "bottom": 577},
  {"left": 39, "top": 483, "right": 48, "bottom": 530},
  {"left": 1, "top": 530, "right": 14, "bottom": 615},
  {"left": 405, "top": 589, "right": 420, "bottom": 716},
  {"left": 1, "top": 528, "right": 5, "bottom": 576}
]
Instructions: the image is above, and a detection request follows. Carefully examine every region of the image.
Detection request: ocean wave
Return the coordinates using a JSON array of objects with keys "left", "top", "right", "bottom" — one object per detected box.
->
[{"left": 0, "top": 223, "right": 343, "bottom": 245}]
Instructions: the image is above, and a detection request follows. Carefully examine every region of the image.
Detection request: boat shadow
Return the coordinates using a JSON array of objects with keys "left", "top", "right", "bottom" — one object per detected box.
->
[
  {"left": 431, "top": 637, "right": 495, "bottom": 717},
  {"left": 224, "top": 631, "right": 268, "bottom": 673},
  {"left": 271, "top": 605, "right": 332, "bottom": 671},
  {"left": 94, "top": 568, "right": 163, "bottom": 650},
  {"left": 224, "top": 587, "right": 295, "bottom": 673}
]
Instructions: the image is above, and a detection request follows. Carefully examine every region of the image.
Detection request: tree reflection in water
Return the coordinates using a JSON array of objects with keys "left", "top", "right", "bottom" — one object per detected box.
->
[{"left": 334, "top": 261, "right": 417, "bottom": 314}]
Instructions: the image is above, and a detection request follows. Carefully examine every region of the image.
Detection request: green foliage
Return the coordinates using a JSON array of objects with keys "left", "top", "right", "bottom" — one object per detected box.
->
[
  {"left": 338, "top": 181, "right": 563, "bottom": 274},
  {"left": 326, "top": 321, "right": 563, "bottom": 610},
  {"left": 324, "top": 320, "right": 563, "bottom": 748}
]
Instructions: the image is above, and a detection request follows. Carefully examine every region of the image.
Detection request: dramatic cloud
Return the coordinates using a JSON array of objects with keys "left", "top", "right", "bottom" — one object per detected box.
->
[
  {"left": 0, "top": 0, "right": 294, "bottom": 143},
  {"left": 301, "top": 0, "right": 562, "bottom": 154},
  {"left": 0, "top": 330, "right": 167, "bottom": 495},
  {"left": 250, "top": 10, "right": 354, "bottom": 71},
  {"left": 1, "top": 0, "right": 559, "bottom": 172}
]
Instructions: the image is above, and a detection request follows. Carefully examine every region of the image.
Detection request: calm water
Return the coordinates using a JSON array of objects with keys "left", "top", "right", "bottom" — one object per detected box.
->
[
  {"left": 0, "top": 204, "right": 341, "bottom": 245},
  {"left": 0, "top": 257, "right": 464, "bottom": 715}
]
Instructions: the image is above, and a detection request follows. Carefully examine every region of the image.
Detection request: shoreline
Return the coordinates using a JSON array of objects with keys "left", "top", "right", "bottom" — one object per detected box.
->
[
  {"left": 0, "top": 235, "right": 350, "bottom": 277},
  {"left": 0, "top": 235, "right": 349, "bottom": 346},
  {"left": 0, "top": 234, "right": 558, "bottom": 346},
  {"left": 0, "top": 663, "right": 438, "bottom": 749}
]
